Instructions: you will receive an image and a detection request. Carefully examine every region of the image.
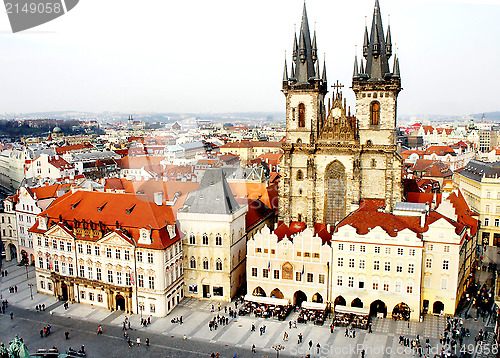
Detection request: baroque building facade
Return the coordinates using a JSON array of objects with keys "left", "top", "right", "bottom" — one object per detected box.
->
[{"left": 279, "top": 0, "right": 402, "bottom": 227}]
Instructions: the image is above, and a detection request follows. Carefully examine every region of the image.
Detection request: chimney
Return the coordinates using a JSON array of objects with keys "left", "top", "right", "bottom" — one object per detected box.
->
[{"left": 153, "top": 192, "right": 164, "bottom": 206}]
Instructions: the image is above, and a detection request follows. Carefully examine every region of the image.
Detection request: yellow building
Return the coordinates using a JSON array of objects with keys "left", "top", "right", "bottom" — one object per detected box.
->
[{"left": 454, "top": 160, "right": 500, "bottom": 246}]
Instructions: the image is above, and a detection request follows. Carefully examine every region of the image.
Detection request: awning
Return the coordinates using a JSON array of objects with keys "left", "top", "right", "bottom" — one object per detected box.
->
[
  {"left": 334, "top": 305, "right": 369, "bottom": 316},
  {"left": 244, "top": 294, "right": 290, "bottom": 306},
  {"left": 301, "top": 301, "right": 327, "bottom": 310}
]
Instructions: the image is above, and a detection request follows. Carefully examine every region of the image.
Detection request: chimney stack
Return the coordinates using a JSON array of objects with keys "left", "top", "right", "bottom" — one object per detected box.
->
[{"left": 153, "top": 192, "right": 164, "bottom": 206}]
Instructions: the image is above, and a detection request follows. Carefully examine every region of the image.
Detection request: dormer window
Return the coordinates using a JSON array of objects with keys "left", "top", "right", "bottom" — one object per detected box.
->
[{"left": 138, "top": 228, "right": 152, "bottom": 245}]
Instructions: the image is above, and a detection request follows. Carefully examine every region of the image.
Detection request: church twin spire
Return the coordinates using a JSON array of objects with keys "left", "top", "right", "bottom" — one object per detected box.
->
[
  {"left": 283, "top": 3, "right": 326, "bottom": 87},
  {"left": 354, "top": 0, "right": 400, "bottom": 82}
]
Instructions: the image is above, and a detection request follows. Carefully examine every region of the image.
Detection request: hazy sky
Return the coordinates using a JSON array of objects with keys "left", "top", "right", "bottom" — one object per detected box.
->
[{"left": 0, "top": 0, "right": 498, "bottom": 116}]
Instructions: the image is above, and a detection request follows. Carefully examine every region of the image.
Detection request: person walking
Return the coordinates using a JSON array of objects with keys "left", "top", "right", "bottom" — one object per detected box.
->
[
  {"left": 10, "top": 312, "right": 13, "bottom": 319},
  {"left": 308, "top": 340, "right": 313, "bottom": 350},
  {"left": 145, "top": 338, "right": 149, "bottom": 347},
  {"left": 97, "top": 325, "right": 102, "bottom": 335},
  {"left": 251, "top": 344, "right": 256, "bottom": 353},
  {"left": 65, "top": 331, "right": 70, "bottom": 340},
  {"left": 316, "top": 343, "right": 321, "bottom": 354},
  {"left": 136, "top": 337, "right": 141, "bottom": 347}
]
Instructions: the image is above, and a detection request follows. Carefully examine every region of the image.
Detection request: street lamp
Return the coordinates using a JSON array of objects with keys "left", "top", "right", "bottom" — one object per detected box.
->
[
  {"left": 28, "top": 283, "right": 34, "bottom": 300},
  {"left": 272, "top": 344, "right": 285, "bottom": 358}
]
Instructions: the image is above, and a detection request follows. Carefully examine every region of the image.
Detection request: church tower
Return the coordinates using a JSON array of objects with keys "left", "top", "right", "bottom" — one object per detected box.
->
[
  {"left": 279, "top": 1, "right": 403, "bottom": 228},
  {"left": 279, "top": 3, "right": 328, "bottom": 227},
  {"left": 352, "top": 0, "right": 403, "bottom": 209}
]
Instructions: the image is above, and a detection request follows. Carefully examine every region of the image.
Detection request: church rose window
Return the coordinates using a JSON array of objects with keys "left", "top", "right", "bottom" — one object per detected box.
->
[
  {"left": 370, "top": 101, "right": 380, "bottom": 125},
  {"left": 298, "top": 103, "right": 306, "bottom": 127}
]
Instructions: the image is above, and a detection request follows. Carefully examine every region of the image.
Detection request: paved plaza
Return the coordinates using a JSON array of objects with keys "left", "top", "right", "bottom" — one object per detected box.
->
[{"left": 0, "top": 259, "right": 496, "bottom": 357}]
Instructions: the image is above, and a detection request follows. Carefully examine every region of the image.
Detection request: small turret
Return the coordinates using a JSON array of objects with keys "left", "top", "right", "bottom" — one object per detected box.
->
[{"left": 312, "top": 30, "right": 318, "bottom": 63}]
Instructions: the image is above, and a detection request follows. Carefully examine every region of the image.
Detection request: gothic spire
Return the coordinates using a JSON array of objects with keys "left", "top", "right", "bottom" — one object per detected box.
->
[
  {"left": 283, "top": 56, "right": 288, "bottom": 82},
  {"left": 293, "top": 2, "right": 316, "bottom": 84},
  {"left": 353, "top": 54, "right": 359, "bottom": 77},
  {"left": 312, "top": 30, "right": 318, "bottom": 63},
  {"left": 393, "top": 54, "right": 400, "bottom": 78},
  {"left": 360, "top": 0, "right": 392, "bottom": 81},
  {"left": 322, "top": 56, "right": 327, "bottom": 82},
  {"left": 386, "top": 22, "right": 392, "bottom": 57}
]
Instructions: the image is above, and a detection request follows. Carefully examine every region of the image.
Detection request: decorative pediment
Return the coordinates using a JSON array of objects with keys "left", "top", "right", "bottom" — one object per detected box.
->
[
  {"left": 98, "top": 231, "right": 133, "bottom": 248},
  {"left": 46, "top": 224, "right": 74, "bottom": 239}
]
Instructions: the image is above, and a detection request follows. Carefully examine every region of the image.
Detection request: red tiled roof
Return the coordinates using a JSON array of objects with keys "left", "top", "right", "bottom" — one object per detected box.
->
[
  {"left": 119, "top": 156, "right": 165, "bottom": 169},
  {"left": 228, "top": 182, "right": 279, "bottom": 211},
  {"left": 407, "top": 192, "right": 442, "bottom": 207},
  {"left": 48, "top": 156, "right": 74, "bottom": 170},
  {"left": 55, "top": 143, "right": 93, "bottom": 155},
  {"left": 425, "top": 146, "right": 456, "bottom": 156},
  {"left": 236, "top": 198, "right": 275, "bottom": 231}
]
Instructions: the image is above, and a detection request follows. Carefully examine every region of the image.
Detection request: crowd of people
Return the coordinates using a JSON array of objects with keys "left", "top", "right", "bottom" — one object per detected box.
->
[
  {"left": 332, "top": 312, "right": 370, "bottom": 329},
  {"left": 297, "top": 308, "right": 326, "bottom": 325},
  {"left": 239, "top": 301, "right": 292, "bottom": 321}
]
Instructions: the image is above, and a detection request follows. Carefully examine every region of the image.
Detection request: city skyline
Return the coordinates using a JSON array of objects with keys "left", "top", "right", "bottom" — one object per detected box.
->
[{"left": 0, "top": 0, "right": 498, "bottom": 116}]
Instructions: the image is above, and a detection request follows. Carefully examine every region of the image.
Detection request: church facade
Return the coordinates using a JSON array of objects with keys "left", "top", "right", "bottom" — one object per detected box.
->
[{"left": 279, "top": 1, "right": 403, "bottom": 227}]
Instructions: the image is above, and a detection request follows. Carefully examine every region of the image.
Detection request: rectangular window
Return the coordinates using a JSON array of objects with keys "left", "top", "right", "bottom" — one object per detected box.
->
[
  {"left": 81, "top": 291, "right": 85, "bottom": 299},
  {"left": 425, "top": 258, "right": 432, "bottom": 268},
  {"left": 137, "top": 251, "right": 143, "bottom": 262},
  {"left": 443, "top": 260, "right": 449, "bottom": 270},
  {"left": 37, "top": 237, "right": 42, "bottom": 247},
  {"left": 485, "top": 218, "right": 490, "bottom": 226},
  {"left": 263, "top": 249, "right": 268, "bottom": 253},
  {"left": 348, "top": 276, "right": 354, "bottom": 287},
  {"left": 54, "top": 261, "right": 59, "bottom": 272},
  {"left": 360, "top": 245, "right": 366, "bottom": 253},
  {"left": 52, "top": 240, "right": 57, "bottom": 249},
  {"left": 395, "top": 282, "right": 401, "bottom": 293},
  {"left": 383, "top": 283, "right": 389, "bottom": 291},
  {"left": 373, "top": 261, "right": 380, "bottom": 270},
  {"left": 89, "top": 292, "right": 94, "bottom": 301},
  {"left": 359, "top": 259, "right": 365, "bottom": 269},
  {"left": 148, "top": 276, "right": 155, "bottom": 289},
  {"left": 262, "top": 269, "right": 269, "bottom": 278},
  {"left": 307, "top": 273, "right": 313, "bottom": 283},
  {"left": 486, "top": 205, "right": 490, "bottom": 212},
  {"left": 349, "top": 258, "right": 355, "bottom": 268},
  {"left": 337, "top": 276, "right": 343, "bottom": 286},
  {"left": 126, "top": 273, "right": 131, "bottom": 286},
  {"left": 296, "top": 272, "right": 302, "bottom": 281},
  {"left": 338, "top": 243, "right": 344, "bottom": 251},
  {"left": 396, "top": 264, "right": 402, "bottom": 273},
  {"left": 147, "top": 252, "right": 154, "bottom": 264},
  {"left": 40, "top": 280, "right": 45, "bottom": 289},
  {"left": 427, "top": 244, "right": 433, "bottom": 251},
  {"left": 337, "top": 257, "right": 343, "bottom": 267},
  {"left": 66, "top": 242, "right": 72, "bottom": 252},
  {"left": 358, "top": 279, "right": 365, "bottom": 289},
  {"left": 150, "top": 304, "right": 156, "bottom": 313},
  {"left": 97, "top": 294, "right": 103, "bottom": 303},
  {"left": 409, "top": 249, "right": 416, "bottom": 256},
  {"left": 313, "top": 253, "right": 320, "bottom": 258},
  {"left": 255, "top": 248, "right": 262, "bottom": 253},
  {"left": 87, "top": 267, "right": 93, "bottom": 280},
  {"left": 408, "top": 263, "right": 415, "bottom": 274},
  {"left": 385, "top": 247, "right": 391, "bottom": 254},
  {"left": 349, "top": 244, "right": 355, "bottom": 251},
  {"left": 68, "top": 263, "right": 74, "bottom": 276},
  {"left": 106, "top": 248, "right": 112, "bottom": 258},
  {"left": 304, "top": 252, "right": 310, "bottom": 257},
  {"left": 274, "top": 270, "right": 280, "bottom": 279},
  {"left": 87, "top": 245, "right": 91, "bottom": 255},
  {"left": 125, "top": 250, "right": 130, "bottom": 260},
  {"left": 107, "top": 270, "right": 113, "bottom": 283},
  {"left": 441, "top": 278, "right": 448, "bottom": 290},
  {"left": 444, "top": 245, "right": 450, "bottom": 253},
  {"left": 318, "top": 274, "right": 325, "bottom": 284},
  {"left": 60, "top": 241, "right": 64, "bottom": 251},
  {"left": 374, "top": 246, "right": 381, "bottom": 254},
  {"left": 115, "top": 249, "right": 121, "bottom": 260},
  {"left": 138, "top": 274, "right": 144, "bottom": 288},
  {"left": 384, "top": 262, "right": 391, "bottom": 271},
  {"left": 117, "top": 272, "right": 122, "bottom": 285},
  {"left": 495, "top": 219, "right": 500, "bottom": 227},
  {"left": 296, "top": 251, "right": 301, "bottom": 257},
  {"left": 94, "top": 246, "right": 100, "bottom": 256},
  {"left": 251, "top": 267, "right": 257, "bottom": 277},
  {"left": 271, "top": 249, "right": 275, "bottom": 255},
  {"left": 38, "top": 257, "right": 44, "bottom": 269},
  {"left": 96, "top": 268, "right": 102, "bottom": 281},
  {"left": 397, "top": 248, "right": 404, "bottom": 255},
  {"left": 372, "top": 281, "right": 379, "bottom": 290},
  {"left": 78, "top": 243, "right": 83, "bottom": 254},
  {"left": 407, "top": 284, "right": 413, "bottom": 294},
  {"left": 45, "top": 238, "right": 49, "bottom": 247}
]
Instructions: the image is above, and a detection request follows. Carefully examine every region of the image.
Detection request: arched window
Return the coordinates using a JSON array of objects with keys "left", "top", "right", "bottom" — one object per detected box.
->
[
  {"left": 216, "top": 259, "right": 222, "bottom": 271},
  {"left": 215, "top": 234, "right": 222, "bottom": 246},
  {"left": 298, "top": 103, "right": 306, "bottom": 127},
  {"left": 203, "top": 258, "right": 209, "bottom": 270},
  {"left": 296, "top": 170, "right": 304, "bottom": 181},
  {"left": 202, "top": 233, "right": 208, "bottom": 245},
  {"left": 189, "top": 233, "right": 196, "bottom": 245},
  {"left": 190, "top": 257, "right": 196, "bottom": 268},
  {"left": 371, "top": 159, "right": 377, "bottom": 168},
  {"left": 370, "top": 101, "right": 380, "bottom": 125},
  {"left": 324, "top": 161, "right": 346, "bottom": 225}
]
